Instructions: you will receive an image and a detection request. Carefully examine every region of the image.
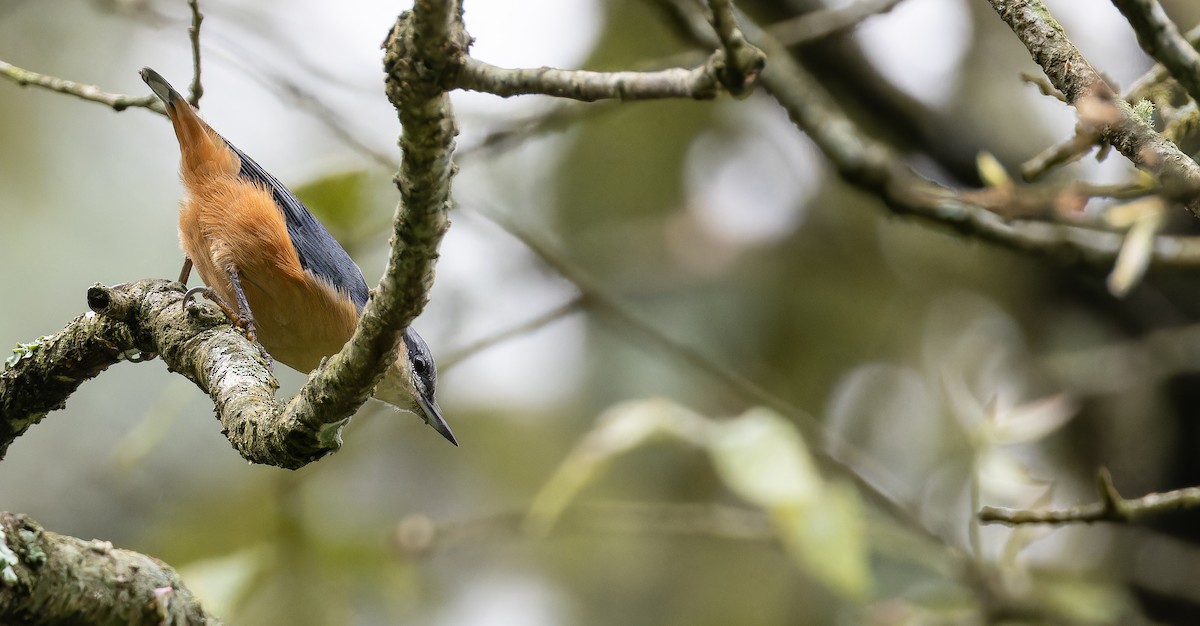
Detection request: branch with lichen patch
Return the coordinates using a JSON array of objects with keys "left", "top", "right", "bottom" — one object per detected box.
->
[
  {"left": 1111, "top": 0, "right": 1200, "bottom": 107},
  {"left": 0, "top": 511, "right": 219, "bottom": 625},
  {"left": 979, "top": 468, "right": 1200, "bottom": 525},
  {"left": 277, "top": 1, "right": 465, "bottom": 436},
  {"left": 2, "top": 1, "right": 465, "bottom": 468},
  {"left": 987, "top": 0, "right": 1200, "bottom": 216},
  {"left": 1, "top": 279, "right": 365, "bottom": 469},
  {"left": 1022, "top": 24, "right": 1200, "bottom": 181},
  {"left": 0, "top": 60, "right": 163, "bottom": 113}
]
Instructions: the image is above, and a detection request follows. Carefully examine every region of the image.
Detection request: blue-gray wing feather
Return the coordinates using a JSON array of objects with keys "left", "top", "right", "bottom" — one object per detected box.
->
[{"left": 223, "top": 139, "right": 370, "bottom": 311}]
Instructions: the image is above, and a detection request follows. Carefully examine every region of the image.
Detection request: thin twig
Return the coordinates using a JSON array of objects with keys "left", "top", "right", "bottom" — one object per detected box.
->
[
  {"left": 440, "top": 297, "right": 584, "bottom": 371},
  {"left": 456, "top": 55, "right": 725, "bottom": 101},
  {"left": 0, "top": 60, "right": 162, "bottom": 113},
  {"left": 186, "top": 0, "right": 204, "bottom": 107},
  {"left": 767, "top": 0, "right": 907, "bottom": 46},
  {"left": 706, "top": 0, "right": 766, "bottom": 96},
  {"left": 980, "top": 468, "right": 1200, "bottom": 525}
]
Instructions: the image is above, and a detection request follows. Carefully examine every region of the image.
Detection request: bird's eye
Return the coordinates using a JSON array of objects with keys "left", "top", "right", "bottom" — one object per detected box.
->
[{"left": 413, "top": 356, "right": 429, "bottom": 376}]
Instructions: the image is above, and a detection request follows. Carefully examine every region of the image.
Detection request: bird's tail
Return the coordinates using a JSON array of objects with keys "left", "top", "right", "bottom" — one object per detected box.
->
[{"left": 139, "top": 67, "right": 238, "bottom": 180}]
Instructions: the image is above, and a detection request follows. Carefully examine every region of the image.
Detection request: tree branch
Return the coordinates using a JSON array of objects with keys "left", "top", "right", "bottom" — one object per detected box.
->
[
  {"left": 651, "top": 0, "right": 1200, "bottom": 267},
  {"left": 1022, "top": 24, "right": 1200, "bottom": 181},
  {"left": 706, "top": 0, "right": 765, "bottom": 95},
  {"left": 987, "top": 0, "right": 1200, "bottom": 216},
  {"left": 0, "top": 60, "right": 162, "bottom": 113},
  {"left": 0, "top": 280, "right": 368, "bottom": 469},
  {"left": 0, "top": 512, "right": 218, "bottom": 625},
  {"left": 979, "top": 468, "right": 1200, "bottom": 525},
  {"left": 1111, "top": 0, "right": 1200, "bottom": 107},
  {"left": 767, "top": 0, "right": 907, "bottom": 46},
  {"left": 186, "top": 0, "right": 204, "bottom": 107},
  {"left": 456, "top": 56, "right": 725, "bottom": 101}
]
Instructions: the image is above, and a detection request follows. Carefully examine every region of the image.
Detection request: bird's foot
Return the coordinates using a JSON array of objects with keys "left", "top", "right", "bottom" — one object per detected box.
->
[{"left": 182, "top": 286, "right": 258, "bottom": 344}]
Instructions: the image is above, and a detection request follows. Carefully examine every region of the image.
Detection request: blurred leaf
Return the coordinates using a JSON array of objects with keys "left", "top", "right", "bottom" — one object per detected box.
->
[
  {"left": 1033, "top": 573, "right": 1131, "bottom": 623},
  {"left": 531, "top": 401, "right": 873, "bottom": 598},
  {"left": 708, "top": 407, "right": 820, "bottom": 508},
  {"left": 975, "top": 152, "right": 1012, "bottom": 190},
  {"left": 709, "top": 409, "right": 872, "bottom": 599},
  {"left": 1107, "top": 201, "right": 1164, "bottom": 298},
  {"left": 109, "top": 377, "right": 193, "bottom": 471},
  {"left": 776, "top": 480, "right": 872, "bottom": 600},
  {"left": 292, "top": 170, "right": 372, "bottom": 245},
  {"left": 526, "top": 398, "right": 710, "bottom": 535}
]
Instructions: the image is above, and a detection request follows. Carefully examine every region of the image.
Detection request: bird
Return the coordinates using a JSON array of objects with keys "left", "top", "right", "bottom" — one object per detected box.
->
[{"left": 139, "top": 67, "right": 456, "bottom": 446}]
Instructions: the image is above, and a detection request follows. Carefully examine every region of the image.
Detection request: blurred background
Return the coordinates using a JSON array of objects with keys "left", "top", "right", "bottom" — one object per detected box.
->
[{"left": 4, "top": 0, "right": 1200, "bottom": 623}]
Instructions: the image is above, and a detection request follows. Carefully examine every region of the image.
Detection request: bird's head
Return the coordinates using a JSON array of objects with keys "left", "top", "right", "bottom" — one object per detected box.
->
[{"left": 400, "top": 327, "right": 457, "bottom": 446}]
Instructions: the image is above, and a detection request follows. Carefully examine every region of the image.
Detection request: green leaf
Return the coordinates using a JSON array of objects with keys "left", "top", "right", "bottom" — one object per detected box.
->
[
  {"left": 526, "top": 399, "right": 709, "bottom": 535},
  {"left": 292, "top": 170, "right": 371, "bottom": 244},
  {"left": 708, "top": 407, "right": 820, "bottom": 508},
  {"left": 774, "top": 480, "right": 872, "bottom": 599},
  {"left": 708, "top": 408, "right": 872, "bottom": 599}
]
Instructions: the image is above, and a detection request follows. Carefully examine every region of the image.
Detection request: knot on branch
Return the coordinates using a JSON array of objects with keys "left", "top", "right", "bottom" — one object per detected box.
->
[
  {"left": 383, "top": 10, "right": 470, "bottom": 102},
  {"left": 714, "top": 45, "right": 765, "bottom": 98}
]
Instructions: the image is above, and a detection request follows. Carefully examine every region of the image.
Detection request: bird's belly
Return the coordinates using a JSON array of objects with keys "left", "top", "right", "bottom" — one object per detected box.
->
[
  {"left": 241, "top": 273, "right": 360, "bottom": 373},
  {"left": 189, "top": 252, "right": 360, "bottom": 373}
]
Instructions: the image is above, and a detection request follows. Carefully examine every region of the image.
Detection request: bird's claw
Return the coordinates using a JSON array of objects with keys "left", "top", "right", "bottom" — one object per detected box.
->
[{"left": 182, "top": 286, "right": 259, "bottom": 345}]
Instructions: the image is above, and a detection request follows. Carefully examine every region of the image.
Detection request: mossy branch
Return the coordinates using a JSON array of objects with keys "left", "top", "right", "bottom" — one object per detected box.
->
[
  {"left": 0, "top": 512, "right": 218, "bottom": 625},
  {"left": 0, "top": 279, "right": 361, "bottom": 469}
]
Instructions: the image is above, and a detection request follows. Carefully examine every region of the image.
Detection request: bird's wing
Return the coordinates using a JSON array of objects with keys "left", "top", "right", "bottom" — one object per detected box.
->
[{"left": 223, "top": 139, "right": 370, "bottom": 311}]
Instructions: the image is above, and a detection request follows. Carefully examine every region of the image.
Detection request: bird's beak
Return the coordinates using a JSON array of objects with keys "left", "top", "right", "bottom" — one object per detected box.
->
[{"left": 417, "top": 393, "right": 458, "bottom": 447}]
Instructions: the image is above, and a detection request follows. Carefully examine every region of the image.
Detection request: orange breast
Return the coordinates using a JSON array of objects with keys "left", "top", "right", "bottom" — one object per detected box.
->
[{"left": 179, "top": 176, "right": 361, "bottom": 373}]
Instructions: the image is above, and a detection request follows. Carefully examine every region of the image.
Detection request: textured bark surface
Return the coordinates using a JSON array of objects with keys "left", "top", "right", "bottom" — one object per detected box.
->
[{"left": 0, "top": 512, "right": 218, "bottom": 625}]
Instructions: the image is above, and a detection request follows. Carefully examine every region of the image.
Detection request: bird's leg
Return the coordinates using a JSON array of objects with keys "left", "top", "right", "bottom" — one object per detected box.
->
[
  {"left": 180, "top": 267, "right": 259, "bottom": 345},
  {"left": 177, "top": 257, "right": 193, "bottom": 285},
  {"left": 224, "top": 268, "right": 258, "bottom": 343},
  {"left": 183, "top": 286, "right": 242, "bottom": 330}
]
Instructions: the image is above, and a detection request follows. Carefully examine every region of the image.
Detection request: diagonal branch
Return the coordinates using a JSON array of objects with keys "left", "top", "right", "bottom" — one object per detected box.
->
[
  {"left": 767, "top": 0, "right": 907, "bottom": 46},
  {"left": 987, "top": 0, "right": 1200, "bottom": 216},
  {"left": 652, "top": 0, "right": 1200, "bottom": 267},
  {"left": 281, "top": 0, "right": 464, "bottom": 439}
]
